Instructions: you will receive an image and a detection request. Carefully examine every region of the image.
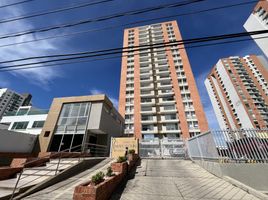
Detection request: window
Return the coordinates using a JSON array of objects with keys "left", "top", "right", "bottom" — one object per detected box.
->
[
  {"left": 56, "top": 102, "right": 91, "bottom": 133},
  {"left": 166, "top": 123, "right": 178, "bottom": 130},
  {"left": 44, "top": 131, "right": 50, "bottom": 137},
  {"left": 11, "top": 121, "right": 29, "bottom": 130},
  {"left": 32, "top": 121, "right": 45, "bottom": 128},
  {"left": 165, "top": 114, "right": 177, "bottom": 120}
]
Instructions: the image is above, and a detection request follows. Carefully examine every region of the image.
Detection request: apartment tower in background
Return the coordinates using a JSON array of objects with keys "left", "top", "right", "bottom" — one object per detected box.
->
[
  {"left": 244, "top": 0, "right": 268, "bottom": 58},
  {"left": 205, "top": 55, "right": 268, "bottom": 130},
  {"left": 0, "top": 88, "right": 32, "bottom": 119},
  {"left": 118, "top": 20, "right": 208, "bottom": 139}
]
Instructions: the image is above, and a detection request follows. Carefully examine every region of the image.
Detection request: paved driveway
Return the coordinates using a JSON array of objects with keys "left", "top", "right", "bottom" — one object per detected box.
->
[{"left": 114, "top": 159, "right": 260, "bottom": 200}]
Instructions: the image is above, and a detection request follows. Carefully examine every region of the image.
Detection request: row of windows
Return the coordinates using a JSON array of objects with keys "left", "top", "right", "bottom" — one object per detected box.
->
[{"left": 11, "top": 120, "right": 45, "bottom": 130}]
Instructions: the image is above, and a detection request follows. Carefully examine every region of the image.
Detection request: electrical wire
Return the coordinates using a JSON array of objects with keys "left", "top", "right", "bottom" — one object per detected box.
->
[
  {"left": 0, "top": 0, "right": 35, "bottom": 9},
  {"left": 0, "top": 0, "right": 259, "bottom": 49},
  {"left": 0, "top": 0, "right": 206, "bottom": 40},
  {"left": 1, "top": 35, "right": 267, "bottom": 72},
  {"left": 0, "top": 29, "right": 267, "bottom": 65},
  {"left": 0, "top": 30, "right": 267, "bottom": 71},
  {"left": 0, "top": 0, "right": 116, "bottom": 24}
]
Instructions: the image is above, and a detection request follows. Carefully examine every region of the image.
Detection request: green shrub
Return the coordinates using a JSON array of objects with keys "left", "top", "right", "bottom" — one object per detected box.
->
[
  {"left": 106, "top": 167, "right": 114, "bottom": 177},
  {"left": 128, "top": 149, "right": 135, "bottom": 154},
  {"left": 91, "top": 171, "right": 105, "bottom": 185},
  {"left": 117, "top": 156, "right": 127, "bottom": 163}
]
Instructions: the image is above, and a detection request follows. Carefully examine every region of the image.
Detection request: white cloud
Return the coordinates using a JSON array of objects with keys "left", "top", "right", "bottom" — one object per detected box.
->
[
  {"left": 89, "top": 88, "right": 119, "bottom": 108},
  {"left": 0, "top": 2, "right": 66, "bottom": 90},
  {"left": 195, "top": 70, "right": 220, "bottom": 130}
]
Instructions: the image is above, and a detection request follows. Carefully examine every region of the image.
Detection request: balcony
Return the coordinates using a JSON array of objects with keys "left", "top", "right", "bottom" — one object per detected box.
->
[
  {"left": 157, "top": 82, "right": 172, "bottom": 89},
  {"left": 140, "top": 70, "right": 153, "bottom": 77},
  {"left": 141, "top": 98, "right": 155, "bottom": 106},
  {"left": 156, "top": 75, "right": 170, "bottom": 81},
  {"left": 140, "top": 64, "right": 152, "bottom": 72},
  {"left": 140, "top": 90, "right": 154, "bottom": 97},
  {"left": 141, "top": 115, "right": 157, "bottom": 124},
  {"left": 140, "top": 106, "right": 156, "bottom": 114},
  {"left": 140, "top": 76, "right": 153, "bottom": 83},
  {"left": 155, "top": 68, "right": 169, "bottom": 75},
  {"left": 160, "top": 125, "right": 181, "bottom": 134},
  {"left": 159, "top": 106, "right": 177, "bottom": 114},
  {"left": 140, "top": 83, "right": 154, "bottom": 90},
  {"left": 141, "top": 126, "right": 158, "bottom": 134},
  {"left": 158, "top": 89, "right": 174, "bottom": 97},
  {"left": 160, "top": 115, "right": 179, "bottom": 123},
  {"left": 158, "top": 97, "right": 176, "bottom": 105}
]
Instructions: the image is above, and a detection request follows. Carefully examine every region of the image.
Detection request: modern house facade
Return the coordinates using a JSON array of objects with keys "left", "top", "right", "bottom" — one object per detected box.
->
[
  {"left": 244, "top": 0, "right": 268, "bottom": 58},
  {"left": 0, "top": 106, "right": 48, "bottom": 135},
  {"left": 0, "top": 88, "right": 32, "bottom": 119},
  {"left": 205, "top": 55, "right": 268, "bottom": 130},
  {"left": 118, "top": 20, "right": 208, "bottom": 140},
  {"left": 39, "top": 94, "right": 124, "bottom": 153}
]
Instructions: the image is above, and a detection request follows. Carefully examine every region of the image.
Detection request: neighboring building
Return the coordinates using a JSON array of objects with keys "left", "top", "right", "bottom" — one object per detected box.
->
[
  {"left": 118, "top": 20, "right": 208, "bottom": 140},
  {"left": 39, "top": 94, "right": 124, "bottom": 153},
  {"left": 0, "top": 88, "right": 32, "bottom": 119},
  {"left": 205, "top": 55, "right": 268, "bottom": 130},
  {"left": 244, "top": 0, "right": 268, "bottom": 58},
  {"left": 0, "top": 106, "right": 48, "bottom": 135}
]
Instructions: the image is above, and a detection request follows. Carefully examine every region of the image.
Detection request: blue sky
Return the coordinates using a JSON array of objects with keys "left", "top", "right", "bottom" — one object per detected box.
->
[{"left": 0, "top": 0, "right": 265, "bottom": 129}]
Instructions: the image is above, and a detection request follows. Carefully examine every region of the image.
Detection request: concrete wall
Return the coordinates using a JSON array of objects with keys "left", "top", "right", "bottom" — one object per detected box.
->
[
  {"left": 195, "top": 160, "right": 268, "bottom": 192},
  {"left": 0, "top": 129, "right": 37, "bottom": 153}
]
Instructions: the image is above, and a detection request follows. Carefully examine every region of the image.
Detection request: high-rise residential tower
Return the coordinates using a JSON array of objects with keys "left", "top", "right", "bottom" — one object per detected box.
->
[
  {"left": 205, "top": 55, "right": 268, "bottom": 130},
  {"left": 244, "top": 0, "right": 268, "bottom": 58},
  {"left": 0, "top": 88, "right": 32, "bottom": 119},
  {"left": 118, "top": 20, "right": 208, "bottom": 139}
]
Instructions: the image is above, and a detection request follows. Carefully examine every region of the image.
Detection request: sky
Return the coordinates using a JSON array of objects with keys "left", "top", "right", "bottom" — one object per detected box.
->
[{"left": 0, "top": 0, "right": 266, "bottom": 130}]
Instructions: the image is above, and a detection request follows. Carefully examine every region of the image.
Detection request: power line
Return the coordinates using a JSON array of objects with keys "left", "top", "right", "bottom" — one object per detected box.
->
[
  {"left": 0, "top": 0, "right": 35, "bottom": 9},
  {"left": 0, "top": 29, "right": 267, "bottom": 65},
  {"left": 0, "top": 0, "right": 115, "bottom": 24},
  {"left": 0, "top": 0, "right": 206, "bottom": 40},
  {"left": 0, "top": 0, "right": 259, "bottom": 49},
  {"left": 1, "top": 35, "right": 267, "bottom": 72},
  {"left": 0, "top": 29, "right": 267, "bottom": 70}
]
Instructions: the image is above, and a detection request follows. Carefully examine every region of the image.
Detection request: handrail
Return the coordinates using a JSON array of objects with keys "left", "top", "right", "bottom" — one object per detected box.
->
[{"left": 10, "top": 142, "right": 108, "bottom": 200}]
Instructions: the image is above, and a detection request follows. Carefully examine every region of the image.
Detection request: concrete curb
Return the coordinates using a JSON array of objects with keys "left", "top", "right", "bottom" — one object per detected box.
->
[{"left": 223, "top": 176, "right": 268, "bottom": 200}]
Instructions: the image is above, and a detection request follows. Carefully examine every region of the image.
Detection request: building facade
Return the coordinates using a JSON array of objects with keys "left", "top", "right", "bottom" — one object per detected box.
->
[
  {"left": 0, "top": 88, "right": 32, "bottom": 119},
  {"left": 118, "top": 20, "right": 208, "bottom": 140},
  {"left": 0, "top": 106, "right": 48, "bottom": 135},
  {"left": 205, "top": 55, "right": 268, "bottom": 130},
  {"left": 244, "top": 0, "right": 268, "bottom": 58},
  {"left": 39, "top": 95, "right": 124, "bottom": 153}
]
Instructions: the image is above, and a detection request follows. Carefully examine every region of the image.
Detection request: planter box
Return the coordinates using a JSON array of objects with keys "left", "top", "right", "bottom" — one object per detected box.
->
[
  {"left": 111, "top": 162, "right": 128, "bottom": 174},
  {"left": 128, "top": 153, "right": 139, "bottom": 162},
  {"left": 73, "top": 174, "right": 124, "bottom": 200},
  {"left": 128, "top": 154, "right": 140, "bottom": 170}
]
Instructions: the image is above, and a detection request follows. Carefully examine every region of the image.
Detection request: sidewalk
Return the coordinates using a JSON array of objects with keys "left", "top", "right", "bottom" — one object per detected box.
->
[{"left": 112, "top": 159, "right": 262, "bottom": 200}]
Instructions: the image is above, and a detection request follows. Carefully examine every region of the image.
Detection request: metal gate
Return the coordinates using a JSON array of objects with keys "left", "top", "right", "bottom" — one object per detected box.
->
[{"left": 139, "top": 138, "right": 185, "bottom": 158}]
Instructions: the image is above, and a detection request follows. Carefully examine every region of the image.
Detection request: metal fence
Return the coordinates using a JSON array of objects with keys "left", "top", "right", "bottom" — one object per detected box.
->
[
  {"left": 139, "top": 138, "right": 185, "bottom": 158},
  {"left": 187, "top": 129, "right": 268, "bottom": 163}
]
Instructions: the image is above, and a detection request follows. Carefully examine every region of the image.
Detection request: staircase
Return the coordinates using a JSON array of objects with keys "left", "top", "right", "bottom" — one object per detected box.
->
[{"left": 0, "top": 158, "right": 80, "bottom": 200}]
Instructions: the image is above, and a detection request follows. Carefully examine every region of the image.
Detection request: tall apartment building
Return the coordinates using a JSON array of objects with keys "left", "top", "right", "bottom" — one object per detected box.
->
[
  {"left": 205, "top": 55, "right": 268, "bottom": 130},
  {"left": 118, "top": 21, "right": 208, "bottom": 139},
  {"left": 244, "top": 0, "right": 268, "bottom": 58},
  {"left": 0, "top": 88, "right": 32, "bottom": 119}
]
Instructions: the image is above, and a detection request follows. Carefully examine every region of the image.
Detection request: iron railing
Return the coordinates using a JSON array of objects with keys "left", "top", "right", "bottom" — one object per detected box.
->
[
  {"left": 10, "top": 142, "right": 108, "bottom": 200},
  {"left": 187, "top": 129, "right": 268, "bottom": 163}
]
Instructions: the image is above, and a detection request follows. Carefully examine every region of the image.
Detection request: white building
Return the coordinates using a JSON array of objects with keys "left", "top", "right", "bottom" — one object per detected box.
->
[
  {"left": 205, "top": 55, "right": 268, "bottom": 130},
  {"left": 0, "top": 106, "right": 48, "bottom": 135},
  {"left": 0, "top": 88, "right": 32, "bottom": 119},
  {"left": 244, "top": 0, "right": 268, "bottom": 58}
]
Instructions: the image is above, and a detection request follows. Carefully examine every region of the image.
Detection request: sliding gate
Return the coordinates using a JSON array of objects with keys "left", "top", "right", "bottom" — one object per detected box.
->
[{"left": 139, "top": 138, "right": 185, "bottom": 159}]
